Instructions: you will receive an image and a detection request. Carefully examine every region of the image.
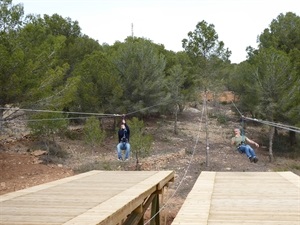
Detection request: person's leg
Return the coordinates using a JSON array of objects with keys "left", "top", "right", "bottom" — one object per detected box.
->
[
  {"left": 248, "top": 145, "right": 258, "bottom": 163},
  {"left": 125, "top": 143, "right": 130, "bottom": 160},
  {"left": 244, "top": 145, "right": 259, "bottom": 163},
  {"left": 116, "top": 143, "right": 123, "bottom": 160},
  {"left": 237, "top": 146, "right": 243, "bottom": 154},
  {"left": 241, "top": 145, "right": 252, "bottom": 159},
  {"left": 248, "top": 146, "right": 256, "bottom": 158},
  {"left": 238, "top": 145, "right": 246, "bottom": 154}
]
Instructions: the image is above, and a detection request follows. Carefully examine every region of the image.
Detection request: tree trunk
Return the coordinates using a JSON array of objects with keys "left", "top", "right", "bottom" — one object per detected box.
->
[
  {"left": 113, "top": 117, "right": 117, "bottom": 131},
  {"left": 174, "top": 104, "right": 178, "bottom": 135},
  {"left": 100, "top": 118, "right": 103, "bottom": 130},
  {"left": 289, "top": 130, "right": 296, "bottom": 146},
  {"left": 135, "top": 151, "right": 140, "bottom": 171},
  {"left": 274, "top": 127, "right": 278, "bottom": 136},
  {"left": 268, "top": 126, "right": 275, "bottom": 162},
  {"left": 0, "top": 106, "right": 4, "bottom": 132},
  {"left": 204, "top": 91, "right": 209, "bottom": 167},
  {"left": 178, "top": 103, "right": 185, "bottom": 112}
]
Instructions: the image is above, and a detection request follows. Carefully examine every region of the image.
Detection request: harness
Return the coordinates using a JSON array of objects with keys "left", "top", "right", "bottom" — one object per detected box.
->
[
  {"left": 121, "top": 127, "right": 128, "bottom": 141},
  {"left": 119, "top": 129, "right": 127, "bottom": 149},
  {"left": 237, "top": 116, "right": 247, "bottom": 151},
  {"left": 237, "top": 135, "right": 246, "bottom": 153}
]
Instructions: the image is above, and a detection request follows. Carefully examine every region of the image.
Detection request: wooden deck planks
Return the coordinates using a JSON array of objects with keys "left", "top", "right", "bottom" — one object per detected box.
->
[
  {"left": 172, "top": 171, "right": 300, "bottom": 225},
  {"left": 64, "top": 170, "right": 175, "bottom": 225},
  {"left": 0, "top": 170, "right": 174, "bottom": 225}
]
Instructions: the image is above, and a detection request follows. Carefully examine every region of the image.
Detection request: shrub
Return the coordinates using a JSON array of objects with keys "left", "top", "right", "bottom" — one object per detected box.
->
[
  {"left": 216, "top": 113, "right": 228, "bottom": 124},
  {"left": 83, "top": 116, "right": 106, "bottom": 153},
  {"left": 127, "top": 117, "right": 153, "bottom": 158},
  {"left": 74, "top": 160, "right": 112, "bottom": 173},
  {"left": 32, "top": 140, "right": 68, "bottom": 164},
  {"left": 28, "top": 112, "right": 68, "bottom": 141}
]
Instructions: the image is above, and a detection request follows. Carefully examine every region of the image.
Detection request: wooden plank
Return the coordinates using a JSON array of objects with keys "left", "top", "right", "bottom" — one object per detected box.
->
[
  {"left": 0, "top": 170, "right": 174, "bottom": 225},
  {"left": 171, "top": 171, "right": 216, "bottom": 225},
  {"left": 278, "top": 171, "right": 300, "bottom": 188},
  {"left": 171, "top": 171, "right": 300, "bottom": 225},
  {"left": 0, "top": 170, "right": 103, "bottom": 202},
  {"left": 157, "top": 170, "right": 175, "bottom": 190},
  {"left": 209, "top": 172, "right": 300, "bottom": 224},
  {"left": 64, "top": 171, "right": 175, "bottom": 225}
]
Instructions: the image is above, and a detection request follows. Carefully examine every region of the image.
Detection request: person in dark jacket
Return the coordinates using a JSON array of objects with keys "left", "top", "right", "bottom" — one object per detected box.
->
[{"left": 117, "top": 119, "right": 130, "bottom": 161}]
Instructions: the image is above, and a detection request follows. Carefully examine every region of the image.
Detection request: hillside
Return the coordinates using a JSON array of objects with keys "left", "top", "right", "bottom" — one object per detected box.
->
[{"left": 0, "top": 103, "right": 299, "bottom": 224}]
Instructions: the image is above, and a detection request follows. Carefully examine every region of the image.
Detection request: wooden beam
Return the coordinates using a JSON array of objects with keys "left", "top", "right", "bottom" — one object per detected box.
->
[
  {"left": 157, "top": 171, "right": 175, "bottom": 190},
  {"left": 124, "top": 193, "right": 156, "bottom": 225},
  {"left": 150, "top": 193, "right": 160, "bottom": 225}
]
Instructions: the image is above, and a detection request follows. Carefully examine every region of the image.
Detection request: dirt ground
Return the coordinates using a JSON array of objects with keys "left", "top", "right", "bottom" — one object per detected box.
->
[{"left": 1, "top": 103, "right": 299, "bottom": 224}]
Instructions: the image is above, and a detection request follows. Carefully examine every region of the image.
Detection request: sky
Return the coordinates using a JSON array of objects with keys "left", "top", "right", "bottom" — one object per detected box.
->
[{"left": 14, "top": 0, "right": 300, "bottom": 63}]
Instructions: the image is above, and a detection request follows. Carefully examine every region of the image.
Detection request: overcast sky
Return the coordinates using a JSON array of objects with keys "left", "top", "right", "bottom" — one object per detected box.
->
[{"left": 15, "top": 0, "right": 300, "bottom": 63}]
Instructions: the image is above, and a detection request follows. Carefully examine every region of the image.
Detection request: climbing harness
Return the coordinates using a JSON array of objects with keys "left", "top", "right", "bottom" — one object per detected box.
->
[{"left": 240, "top": 116, "right": 246, "bottom": 144}]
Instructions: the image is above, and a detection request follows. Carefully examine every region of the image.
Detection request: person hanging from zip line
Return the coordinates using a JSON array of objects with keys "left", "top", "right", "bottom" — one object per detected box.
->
[
  {"left": 231, "top": 128, "right": 259, "bottom": 163},
  {"left": 116, "top": 117, "right": 130, "bottom": 161}
]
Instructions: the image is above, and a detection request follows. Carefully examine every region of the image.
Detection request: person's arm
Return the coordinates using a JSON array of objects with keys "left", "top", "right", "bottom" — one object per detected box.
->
[
  {"left": 245, "top": 137, "right": 259, "bottom": 148},
  {"left": 118, "top": 130, "right": 122, "bottom": 143},
  {"left": 125, "top": 124, "right": 130, "bottom": 141},
  {"left": 122, "top": 119, "right": 130, "bottom": 134},
  {"left": 125, "top": 123, "right": 129, "bottom": 132},
  {"left": 231, "top": 137, "right": 236, "bottom": 146}
]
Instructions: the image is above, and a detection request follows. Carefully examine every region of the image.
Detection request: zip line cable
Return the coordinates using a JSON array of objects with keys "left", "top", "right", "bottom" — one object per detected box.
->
[
  {"left": 144, "top": 99, "right": 206, "bottom": 225},
  {"left": 231, "top": 101, "right": 244, "bottom": 118},
  {"left": 246, "top": 118, "right": 300, "bottom": 130},
  {"left": 0, "top": 98, "right": 174, "bottom": 123},
  {"left": 0, "top": 107, "right": 117, "bottom": 117},
  {"left": 15, "top": 116, "right": 103, "bottom": 123},
  {"left": 244, "top": 117, "right": 300, "bottom": 133},
  {"left": 124, "top": 101, "right": 169, "bottom": 117},
  {"left": 231, "top": 101, "right": 300, "bottom": 133},
  {"left": 2, "top": 114, "right": 120, "bottom": 123}
]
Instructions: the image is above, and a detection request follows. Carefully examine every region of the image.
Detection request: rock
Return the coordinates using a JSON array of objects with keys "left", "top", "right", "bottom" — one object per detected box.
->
[
  {"left": 1, "top": 182, "right": 6, "bottom": 188},
  {"left": 33, "top": 158, "right": 43, "bottom": 164},
  {"left": 31, "top": 150, "right": 47, "bottom": 156}
]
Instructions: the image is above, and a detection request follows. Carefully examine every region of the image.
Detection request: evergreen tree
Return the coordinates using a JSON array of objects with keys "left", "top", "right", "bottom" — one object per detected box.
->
[
  {"left": 73, "top": 51, "right": 121, "bottom": 113},
  {"left": 113, "top": 38, "right": 168, "bottom": 116},
  {"left": 182, "top": 20, "right": 232, "bottom": 95},
  {"left": 166, "top": 64, "right": 187, "bottom": 134}
]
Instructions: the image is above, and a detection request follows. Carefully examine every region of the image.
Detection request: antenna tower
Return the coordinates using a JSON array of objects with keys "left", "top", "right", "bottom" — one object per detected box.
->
[{"left": 131, "top": 23, "right": 134, "bottom": 37}]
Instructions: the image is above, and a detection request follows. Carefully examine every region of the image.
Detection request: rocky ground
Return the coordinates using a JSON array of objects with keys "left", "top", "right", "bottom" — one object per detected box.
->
[{"left": 1, "top": 103, "right": 299, "bottom": 224}]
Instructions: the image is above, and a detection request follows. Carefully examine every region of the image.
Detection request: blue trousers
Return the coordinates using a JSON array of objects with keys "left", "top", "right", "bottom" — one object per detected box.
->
[
  {"left": 238, "top": 144, "right": 256, "bottom": 158},
  {"left": 117, "top": 142, "right": 130, "bottom": 160}
]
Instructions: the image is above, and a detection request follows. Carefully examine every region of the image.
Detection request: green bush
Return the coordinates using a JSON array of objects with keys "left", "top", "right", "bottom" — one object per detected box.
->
[
  {"left": 63, "top": 129, "right": 82, "bottom": 140},
  {"left": 32, "top": 140, "right": 69, "bottom": 164},
  {"left": 28, "top": 112, "right": 68, "bottom": 141},
  {"left": 216, "top": 113, "right": 228, "bottom": 124},
  {"left": 127, "top": 117, "right": 153, "bottom": 158},
  {"left": 83, "top": 116, "right": 106, "bottom": 153},
  {"left": 74, "top": 160, "right": 112, "bottom": 173}
]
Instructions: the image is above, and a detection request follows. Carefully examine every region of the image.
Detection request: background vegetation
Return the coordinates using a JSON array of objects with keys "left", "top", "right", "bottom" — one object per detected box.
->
[{"left": 1, "top": 0, "right": 299, "bottom": 160}]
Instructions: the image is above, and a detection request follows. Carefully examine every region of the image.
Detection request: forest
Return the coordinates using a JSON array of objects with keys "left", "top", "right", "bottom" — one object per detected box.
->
[{"left": 1, "top": 0, "right": 299, "bottom": 159}]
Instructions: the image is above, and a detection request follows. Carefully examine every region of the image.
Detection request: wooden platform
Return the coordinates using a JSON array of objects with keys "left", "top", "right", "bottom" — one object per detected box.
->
[
  {"left": 172, "top": 171, "right": 300, "bottom": 225},
  {"left": 0, "top": 170, "right": 174, "bottom": 225}
]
